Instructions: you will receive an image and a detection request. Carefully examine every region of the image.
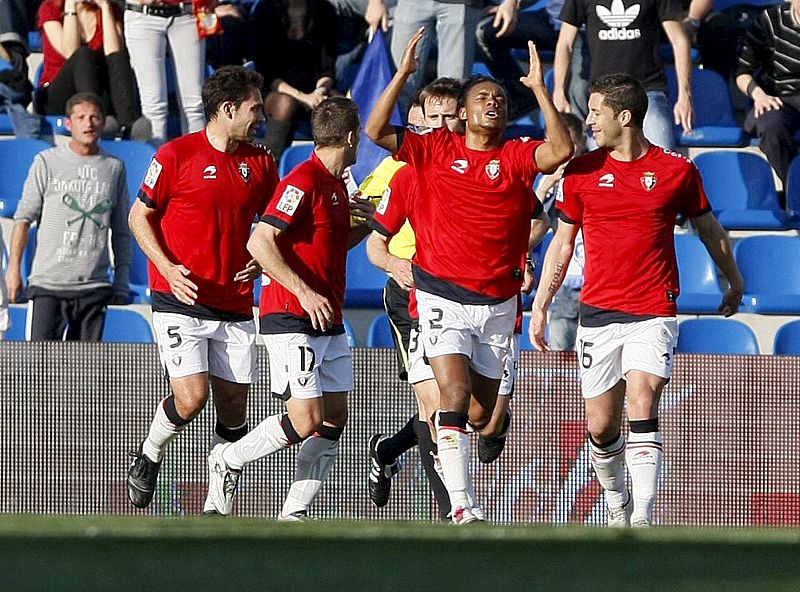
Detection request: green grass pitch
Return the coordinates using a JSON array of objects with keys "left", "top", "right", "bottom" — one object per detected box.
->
[{"left": 2, "top": 515, "right": 799, "bottom": 591}]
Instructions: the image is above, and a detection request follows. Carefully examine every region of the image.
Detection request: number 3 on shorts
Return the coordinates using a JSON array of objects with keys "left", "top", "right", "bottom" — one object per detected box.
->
[{"left": 580, "top": 339, "right": 593, "bottom": 369}]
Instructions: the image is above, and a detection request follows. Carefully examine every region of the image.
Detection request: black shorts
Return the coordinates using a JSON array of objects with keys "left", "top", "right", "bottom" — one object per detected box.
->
[{"left": 383, "top": 277, "right": 412, "bottom": 381}]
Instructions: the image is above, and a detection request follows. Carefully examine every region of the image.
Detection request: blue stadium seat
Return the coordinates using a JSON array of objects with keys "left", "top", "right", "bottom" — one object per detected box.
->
[
  {"left": 665, "top": 66, "right": 746, "bottom": 147},
  {"left": 5, "top": 305, "right": 27, "bottom": 341},
  {"left": 28, "top": 30, "right": 43, "bottom": 53},
  {"left": 694, "top": 151, "right": 789, "bottom": 230},
  {"left": 676, "top": 318, "right": 759, "bottom": 354},
  {"left": 99, "top": 140, "right": 156, "bottom": 202},
  {"left": 519, "top": 315, "right": 535, "bottom": 351},
  {"left": 785, "top": 156, "right": 800, "bottom": 227},
  {"left": 279, "top": 143, "right": 314, "bottom": 178},
  {"left": 0, "top": 138, "right": 53, "bottom": 217},
  {"left": 773, "top": 320, "right": 800, "bottom": 356},
  {"left": 367, "top": 313, "right": 394, "bottom": 347},
  {"left": 674, "top": 233, "right": 724, "bottom": 313},
  {"left": 102, "top": 308, "right": 154, "bottom": 343},
  {"left": 734, "top": 235, "right": 800, "bottom": 314},
  {"left": 345, "top": 240, "right": 386, "bottom": 308},
  {"left": 713, "top": 0, "right": 781, "bottom": 12},
  {"left": 128, "top": 241, "right": 151, "bottom": 304},
  {"left": 343, "top": 318, "right": 356, "bottom": 347}
]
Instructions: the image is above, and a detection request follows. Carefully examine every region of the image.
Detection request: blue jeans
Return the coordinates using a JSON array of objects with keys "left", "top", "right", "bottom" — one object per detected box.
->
[
  {"left": 390, "top": 0, "right": 482, "bottom": 111},
  {"left": 644, "top": 90, "right": 676, "bottom": 150}
]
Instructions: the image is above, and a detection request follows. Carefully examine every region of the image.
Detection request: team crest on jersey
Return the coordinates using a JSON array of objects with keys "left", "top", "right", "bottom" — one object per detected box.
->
[
  {"left": 238, "top": 162, "right": 251, "bottom": 181},
  {"left": 485, "top": 159, "right": 501, "bottom": 180},
  {"left": 640, "top": 171, "right": 657, "bottom": 191},
  {"left": 276, "top": 185, "right": 304, "bottom": 215},
  {"left": 143, "top": 158, "right": 162, "bottom": 189}
]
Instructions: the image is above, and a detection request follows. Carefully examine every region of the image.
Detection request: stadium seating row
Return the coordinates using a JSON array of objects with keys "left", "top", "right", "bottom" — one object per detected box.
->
[{"left": 5, "top": 306, "right": 154, "bottom": 342}]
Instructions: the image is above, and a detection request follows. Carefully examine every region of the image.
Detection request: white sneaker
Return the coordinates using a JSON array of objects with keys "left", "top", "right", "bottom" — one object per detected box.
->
[
  {"left": 207, "top": 443, "right": 242, "bottom": 516},
  {"left": 278, "top": 510, "right": 312, "bottom": 522},
  {"left": 631, "top": 516, "right": 653, "bottom": 528},
  {"left": 451, "top": 506, "right": 484, "bottom": 525},
  {"left": 606, "top": 492, "right": 633, "bottom": 528}
]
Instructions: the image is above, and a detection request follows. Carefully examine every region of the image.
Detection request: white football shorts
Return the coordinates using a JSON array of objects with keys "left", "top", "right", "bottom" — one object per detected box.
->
[
  {"left": 152, "top": 312, "right": 257, "bottom": 383},
  {"left": 576, "top": 316, "right": 679, "bottom": 399},
  {"left": 262, "top": 332, "right": 353, "bottom": 400}
]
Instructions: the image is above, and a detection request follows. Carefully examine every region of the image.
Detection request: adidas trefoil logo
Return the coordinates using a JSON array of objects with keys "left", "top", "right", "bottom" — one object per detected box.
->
[{"left": 596, "top": 0, "right": 641, "bottom": 40}]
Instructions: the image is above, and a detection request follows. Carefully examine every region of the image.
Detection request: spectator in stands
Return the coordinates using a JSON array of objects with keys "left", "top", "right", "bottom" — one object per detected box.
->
[
  {"left": 535, "top": 112, "right": 588, "bottom": 351},
  {"left": 5, "top": 92, "right": 131, "bottom": 341},
  {"left": 553, "top": 0, "right": 694, "bottom": 150},
  {"left": 735, "top": 0, "right": 800, "bottom": 191},
  {"left": 37, "top": 0, "right": 149, "bottom": 140},
  {"left": 373, "top": 0, "right": 515, "bottom": 112},
  {"left": 251, "top": 0, "right": 339, "bottom": 158},
  {"left": 0, "top": 0, "right": 33, "bottom": 107},
  {"left": 124, "top": 0, "right": 206, "bottom": 144},
  {"left": 476, "top": 0, "right": 590, "bottom": 121},
  {"left": 205, "top": 0, "right": 255, "bottom": 69},
  {"left": 679, "top": 0, "right": 744, "bottom": 79}
]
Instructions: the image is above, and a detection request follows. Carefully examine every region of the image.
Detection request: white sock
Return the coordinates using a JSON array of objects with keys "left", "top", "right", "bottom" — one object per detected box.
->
[
  {"left": 223, "top": 414, "right": 292, "bottom": 470},
  {"left": 626, "top": 430, "right": 663, "bottom": 523},
  {"left": 435, "top": 412, "right": 472, "bottom": 511},
  {"left": 280, "top": 436, "right": 339, "bottom": 517},
  {"left": 142, "top": 400, "right": 184, "bottom": 462},
  {"left": 590, "top": 433, "right": 628, "bottom": 508}
]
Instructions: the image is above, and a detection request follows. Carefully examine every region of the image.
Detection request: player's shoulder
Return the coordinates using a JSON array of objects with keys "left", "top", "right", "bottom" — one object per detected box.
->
[
  {"left": 155, "top": 131, "right": 203, "bottom": 162},
  {"left": 649, "top": 145, "right": 697, "bottom": 172},
  {"left": 564, "top": 148, "right": 608, "bottom": 176},
  {"left": 279, "top": 158, "right": 319, "bottom": 192}
]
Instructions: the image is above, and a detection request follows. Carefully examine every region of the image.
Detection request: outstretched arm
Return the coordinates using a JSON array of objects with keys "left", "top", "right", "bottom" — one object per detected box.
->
[
  {"left": 365, "top": 27, "right": 425, "bottom": 153},
  {"left": 520, "top": 42, "right": 573, "bottom": 172}
]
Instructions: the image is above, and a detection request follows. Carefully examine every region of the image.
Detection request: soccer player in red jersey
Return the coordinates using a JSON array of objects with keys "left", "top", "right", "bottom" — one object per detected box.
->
[
  {"left": 205, "top": 97, "right": 375, "bottom": 519},
  {"left": 126, "top": 66, "right": 279, "bottom": 511},
  {"left": 531, "top": 73, "right": 744, "bottom": 527},
  {"left": 366, "top": 29, "right": 573, "bottom": 524}
]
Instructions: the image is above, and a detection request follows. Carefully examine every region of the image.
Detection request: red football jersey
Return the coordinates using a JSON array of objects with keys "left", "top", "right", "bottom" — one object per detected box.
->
[
  {"left": 258, "top": 151, "right": 351, "bottom": 331},
  {"left": 139, "top": 131, "right": 278, "bottom": 316},
  {"left": 395, "top": 129, "right": 545, "bottom": 301},
  {"left": 556, "top": 145, "right": 711, "bottom": 317},
  {"left": 371, "top": 163, "right": 417, "bottom": 236}
]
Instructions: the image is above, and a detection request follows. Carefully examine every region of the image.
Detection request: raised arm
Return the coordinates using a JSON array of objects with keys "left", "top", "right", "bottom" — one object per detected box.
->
[
  {"left": 365, "top": 27, "right": 425, "bottom": 153},
  {"left": 521, "top": 42, "right": 573, "bottom": 172},
  {"left": 247, "top": 222, "right": 334, "bottom": 331},
  {"left": 690, "top": 211, "right": 744, "bottom": 317},
  {"left": 529, "top": 217, "right": 579, "bottom": 350}
]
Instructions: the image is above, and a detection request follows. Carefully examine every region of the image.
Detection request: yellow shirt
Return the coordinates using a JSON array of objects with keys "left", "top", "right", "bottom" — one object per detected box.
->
[{"left": 359, "top": 156, "right": 416, "bottom": 261}]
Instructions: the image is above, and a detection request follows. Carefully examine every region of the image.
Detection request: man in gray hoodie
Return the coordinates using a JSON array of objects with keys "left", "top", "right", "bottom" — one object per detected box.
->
[{"left": 5, "top": 92, "right": 131, "bottom": 340}]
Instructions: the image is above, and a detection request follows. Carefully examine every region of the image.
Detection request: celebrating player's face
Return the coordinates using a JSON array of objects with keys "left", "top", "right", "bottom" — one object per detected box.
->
[
  {"left": 462, "top": 82, "right": 508, "bottom": 133},
  {"left": 586, "top": 92, "right": 622, "bottom": 148},
  {"left": 422, "top": 96, "right": 459, "bottom": 131},
  {"left": 230, "top": 89, "right": 266, "bottom": 141}
]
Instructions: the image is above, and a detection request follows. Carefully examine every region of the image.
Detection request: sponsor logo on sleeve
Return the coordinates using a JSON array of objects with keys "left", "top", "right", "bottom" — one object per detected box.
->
[
  {"left": 143, "top": 158, "right": 163, "bottom": 189},
  {"left": 276, "top": 185, "right": 305, "bottom": 215},
  {"left": 555, "top": 178, "right": 566, "bottom": 202}
]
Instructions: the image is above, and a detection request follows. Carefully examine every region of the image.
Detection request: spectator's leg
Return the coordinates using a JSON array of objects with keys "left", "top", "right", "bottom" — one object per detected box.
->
[
  {"left": 568, "top": 31, "right": 590, "bottom": 122},
  {"left": 434, "top": 1, "right": 481, "bottom": 80},
  {"left": 125, "top": 11, "right": 170, "bottom": 142},
  {"left": 167, "top": 14, "right": 206, "bottom": 136},
  {"left": 106, "top": 48, "right": 142, "bottom": 129},
  {"left": 746, "top": 98, "right": 800, "bottom": 187},
  {"left": 390, "top": 0, "right": 436, "bottom": 113},
  {"left": 29, "top": 295, "right": 68, "bottom": 341},
  {"left": 643, "top": 90, "right": 676, "bottom": 150},
  {"left": 264, "top": 91, "right": 299, "bottom": 159},
  {"left": 65, "top": 288, "right": 110, "bottom": 342}
]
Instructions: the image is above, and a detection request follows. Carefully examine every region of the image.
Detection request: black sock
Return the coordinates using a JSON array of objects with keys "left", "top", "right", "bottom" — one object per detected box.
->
[
  {"left": 377, "top": 413, "right": 419, "bottom": 464},
  {"left": 414, "top": 419, "right": 451, "bottom": 520}
]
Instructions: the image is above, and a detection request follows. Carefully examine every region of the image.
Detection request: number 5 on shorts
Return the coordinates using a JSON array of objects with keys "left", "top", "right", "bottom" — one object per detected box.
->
[{"left": 579, "top": 340, "right": 593, "bottom": 369}]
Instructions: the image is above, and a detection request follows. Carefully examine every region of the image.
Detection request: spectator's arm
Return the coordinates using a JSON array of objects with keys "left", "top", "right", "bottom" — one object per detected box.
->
[
  {"left": 365, "top": 0, "right": 389, "bottom": 33},
  {"left": 43, "top": 0, "right": 80, "bottom": 60},
  {"left": 109, "top": 169, "right": 131, "bottom": 301},
  {"left": 492, "top": 0, "right": 520, "bottom": 38},
  {"left": 96, "top": 0, "right": 123, "bottom": 55},
  {"left": 552, "top": 23, "right": 579, "bottom": 113},
  {"left": 6, "top": 221, "right": 30, "bottom": 303},
  {"left": 663, "top": 19, "right": 693, "bottom": 133}
]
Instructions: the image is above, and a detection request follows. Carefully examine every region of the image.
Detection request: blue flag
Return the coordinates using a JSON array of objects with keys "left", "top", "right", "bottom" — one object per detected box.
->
[{"left": 349, "top": 29, "right": 403, "bottom": 185}]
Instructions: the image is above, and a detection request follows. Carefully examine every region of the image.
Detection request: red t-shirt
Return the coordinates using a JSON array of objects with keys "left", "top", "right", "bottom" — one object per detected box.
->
[
  {"left": 38, "top": 1, "right": 124, "bottom": 87},
  {"left": 138, "top": 131, "right": 278, "bottom": 317},
  {"left": 258, "top": 152, "right": 351, "bottom": 334},
  {"left": 395, "top": 128, "right": 544, "bottom": 303},
  {"left": 556, "top": 145, "right": 711, "bottom": 317}
]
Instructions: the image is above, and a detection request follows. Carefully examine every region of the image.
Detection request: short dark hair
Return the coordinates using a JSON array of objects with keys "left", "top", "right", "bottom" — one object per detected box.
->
[
  {"left": 457, "top": 75, "right": 509, "bottom": 110},
  {"left": 311, "top": 97, "right": 360, "bottom": 148},
  {"left": 559, "top": 112, "right": 585, "bottom": 139},
  {"left": 66, "top": 92, "right": 104, "bottom": 117},
  {"left": 202, "top": 65, "right": 264, "bottom": 121},
  {"left": 589, "top": 73, "right": 648, "bottom": 128},
  {"left": 419, "top": 77, "right": 462, "bottom": 114}
]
